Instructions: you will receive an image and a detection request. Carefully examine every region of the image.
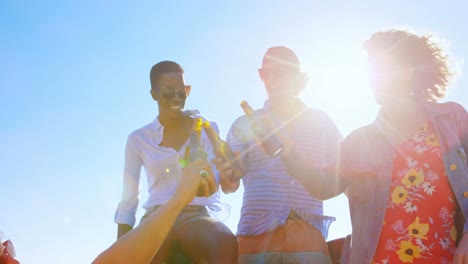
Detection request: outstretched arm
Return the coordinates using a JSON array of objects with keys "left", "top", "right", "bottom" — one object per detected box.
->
[
  {"left": 94, "top": 160, "right": 217, "bottom": 264},
  {"left": 280, "top": 142, "right": 344, "bottom": 200},
  {"left": 278, "top": 114, "right": 345, "bottom": 200}
]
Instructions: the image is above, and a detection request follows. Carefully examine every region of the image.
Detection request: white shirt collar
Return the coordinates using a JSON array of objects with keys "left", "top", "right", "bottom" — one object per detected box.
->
[{"left": 151, "top": 109, "right": 201, "bottom": 131}]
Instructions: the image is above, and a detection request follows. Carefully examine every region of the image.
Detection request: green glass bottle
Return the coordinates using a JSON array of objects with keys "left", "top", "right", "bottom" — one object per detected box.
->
[{"left": 188, "top": 117, "right": 208, "bottom": 162}]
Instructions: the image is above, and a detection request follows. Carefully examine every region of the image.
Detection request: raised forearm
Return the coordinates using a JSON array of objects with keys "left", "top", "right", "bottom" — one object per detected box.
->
[
  {"left": 281, "top": 147, "right": 342, "bottom": 200},
  {"left": 215, "top": 153, "right": 244, "bottom": 194}
]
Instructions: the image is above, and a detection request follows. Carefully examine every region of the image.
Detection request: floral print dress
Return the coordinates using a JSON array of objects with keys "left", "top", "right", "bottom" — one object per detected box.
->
[{"left": 372, "top": 122, "right": 457, "bottom": 264}]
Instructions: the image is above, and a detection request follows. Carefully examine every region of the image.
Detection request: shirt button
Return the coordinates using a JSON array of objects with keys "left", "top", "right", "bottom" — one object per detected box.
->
[
  {"left": 371, "top": 233, "right": 376, "bottom": 237},
  {"left": 463, "top": 191, "right": 468, "bottom": 198},
  {"left": 450, "top": 164, "right": 457, "bottom": 171}
]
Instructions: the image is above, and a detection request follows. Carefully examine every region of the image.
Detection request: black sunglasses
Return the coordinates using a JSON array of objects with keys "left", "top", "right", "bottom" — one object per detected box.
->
[{"left": 156, "top": 86, "right": 188, "bottom": 100}]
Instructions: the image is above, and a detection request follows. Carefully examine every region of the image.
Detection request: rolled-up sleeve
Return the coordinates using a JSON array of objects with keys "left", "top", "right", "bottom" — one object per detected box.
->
[{"left": 114, "top": 135, "right": 142, "bottom": 227}]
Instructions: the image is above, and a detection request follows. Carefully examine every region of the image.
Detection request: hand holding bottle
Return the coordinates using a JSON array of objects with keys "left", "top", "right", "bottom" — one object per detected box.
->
[
  {"left": 211, "top": 151, "right": 245, "bottom": 185},
  {"left": 184, "top": 117, "right": 217, "bottom": 196},
  {"left": 203, "top": 120, "right": 244, "bottom": 182},
  {"left": 176, "top": 160, "right": 216, "bottom": 202},
  {"left": 240, "top": 100, "right": 283, "bottom": 157}
]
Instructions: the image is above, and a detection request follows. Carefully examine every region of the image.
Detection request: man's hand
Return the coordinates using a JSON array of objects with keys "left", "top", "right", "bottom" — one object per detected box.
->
[
  {"left": 174, "top": 160, "right": 216, "bottom": 205},
  {"left": 453, "top": 232, "right": 468, "bottom": 263},
  {"left": 212, "top": 157, "right": 233, "bottom": 179},
  {"left": 212, "top": 151, "right": 243, "bottom": 194}
]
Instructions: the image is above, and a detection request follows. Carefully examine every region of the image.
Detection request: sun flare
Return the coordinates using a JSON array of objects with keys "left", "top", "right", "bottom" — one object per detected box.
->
[{"left": 301, "top": 45, "right": 379, "bottom": 135}]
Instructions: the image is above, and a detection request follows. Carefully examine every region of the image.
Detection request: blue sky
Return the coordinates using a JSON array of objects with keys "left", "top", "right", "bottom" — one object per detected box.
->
[{"left": 1, "top": 1, "right": 467, "bottom": 263}]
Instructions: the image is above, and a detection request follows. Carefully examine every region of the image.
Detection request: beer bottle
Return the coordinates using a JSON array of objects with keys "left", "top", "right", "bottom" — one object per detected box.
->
[
  {"left": 240, "top": 100, "right": 283, "bottom": 157},
  {"left": 187, "top": 117, "right": 213, "bottom": 197},
  {"left": 203, "top": 120, "right": 243, "bottom": 180},
  {"left": 188, "top": 117, "right": 208, "bottom": 162}
]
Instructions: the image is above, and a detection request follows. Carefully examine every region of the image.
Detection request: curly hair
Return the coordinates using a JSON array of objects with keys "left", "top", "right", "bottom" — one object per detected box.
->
[{"left": 363, "top": 29, "right": 453, "bottom": 102}]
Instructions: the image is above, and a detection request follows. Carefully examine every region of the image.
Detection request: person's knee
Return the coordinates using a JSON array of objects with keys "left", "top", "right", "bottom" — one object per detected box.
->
[
  {"left": 178, "top": 219, "right": 238, "bottom": 262},
  {"left": 211, "top": 224, "right": 237, "bottom": 248},
  {"left": 209, "top": 225, "right": 238, "bottom": 262},
  {"left": 222, "top": 231, "right": 238, "bottom": 249}
]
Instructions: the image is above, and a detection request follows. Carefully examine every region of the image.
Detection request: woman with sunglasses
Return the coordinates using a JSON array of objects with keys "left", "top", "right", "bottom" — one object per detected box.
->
[{"left": 114, "top": 61, "right": 237, "bottom": 264}]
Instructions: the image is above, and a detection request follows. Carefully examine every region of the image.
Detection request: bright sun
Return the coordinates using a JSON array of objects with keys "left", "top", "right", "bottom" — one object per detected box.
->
[
  {"left": 297, "top": 44, "right": 380, "bottom": 240},
  {"left": 300, "top": 45, "right": 379, "bottom": 136}
]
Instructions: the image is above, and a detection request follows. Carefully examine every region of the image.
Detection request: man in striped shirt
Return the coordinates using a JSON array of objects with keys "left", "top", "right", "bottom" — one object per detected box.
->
[{"left": 216, "top": 46, "right": 342, "bottom": 263}]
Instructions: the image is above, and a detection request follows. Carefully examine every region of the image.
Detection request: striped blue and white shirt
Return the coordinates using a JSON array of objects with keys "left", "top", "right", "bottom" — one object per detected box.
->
[{"left": 227, "top": 101, "right": 342, "bottom": 238}]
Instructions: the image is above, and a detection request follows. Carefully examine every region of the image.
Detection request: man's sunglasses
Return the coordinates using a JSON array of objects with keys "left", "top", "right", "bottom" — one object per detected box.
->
[
  {"left": 258, "top": 68, "right": 298, "bottom": 79},
  {"left": 156, "top": 86, "right": 189, "bottom": 100}
]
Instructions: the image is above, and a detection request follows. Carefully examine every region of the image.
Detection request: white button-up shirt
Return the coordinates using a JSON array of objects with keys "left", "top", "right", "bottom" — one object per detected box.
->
[{"left": 114, "top": 110, "right": 220, "bottom": 226}]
